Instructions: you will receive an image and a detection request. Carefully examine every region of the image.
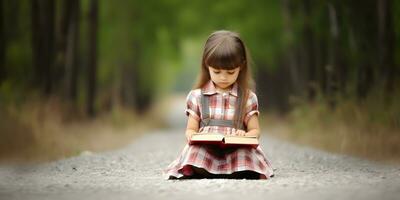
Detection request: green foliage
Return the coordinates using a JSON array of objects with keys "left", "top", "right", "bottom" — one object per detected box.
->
[{"left": 1, "top": 0, "right": 399, "bottom": 117}]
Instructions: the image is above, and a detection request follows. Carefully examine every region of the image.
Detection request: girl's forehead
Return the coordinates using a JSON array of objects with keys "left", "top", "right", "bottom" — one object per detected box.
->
[{"left": 208, "top": 66, "right": 240, "bottom": 70}]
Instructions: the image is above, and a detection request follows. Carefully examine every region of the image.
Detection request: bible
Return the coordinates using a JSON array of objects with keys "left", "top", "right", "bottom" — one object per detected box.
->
[{"left": 189, "top": 133, "right": 259, "bottom": 147}]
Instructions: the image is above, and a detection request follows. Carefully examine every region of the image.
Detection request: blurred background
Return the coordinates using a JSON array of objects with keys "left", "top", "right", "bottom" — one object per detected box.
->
[{"left": 0, "top": 0, "right": 399, "bottom": 163}]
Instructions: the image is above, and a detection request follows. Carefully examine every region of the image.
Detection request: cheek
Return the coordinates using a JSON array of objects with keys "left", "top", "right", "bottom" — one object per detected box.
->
[
  {"left": 209, "top": 73, "right": 219, "bottom": 81},
  {"left": 232, "top": 73, "right": 239, "bottom": 80},
  {"left": 209, "top": 73, "right": 216, "bottom": 79}
]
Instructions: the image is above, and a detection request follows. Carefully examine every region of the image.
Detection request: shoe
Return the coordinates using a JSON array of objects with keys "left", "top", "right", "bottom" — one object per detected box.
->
[{"left": 181, "top": 165, "right": 194, "bottom": 176}]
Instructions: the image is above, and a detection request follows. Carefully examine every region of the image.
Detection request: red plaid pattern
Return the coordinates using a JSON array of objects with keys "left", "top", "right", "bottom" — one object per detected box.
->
[
  {"left": 164, "top": 81, "right": 274, "bottom": 179},
  {"left": 164, "top": 144, "right": 274, "bottom": 179},
  {"left": 186, "top": 81, "right": 259, "bottom": 134}
]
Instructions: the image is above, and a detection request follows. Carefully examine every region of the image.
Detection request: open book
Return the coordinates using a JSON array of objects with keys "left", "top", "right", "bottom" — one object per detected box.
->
[{"left": 189, "top": 133, "right": 259, "bottom": 147}]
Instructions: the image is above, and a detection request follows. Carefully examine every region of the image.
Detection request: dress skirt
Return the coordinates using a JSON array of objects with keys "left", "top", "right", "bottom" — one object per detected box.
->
[{"left": 164, "top": 144, "right": 274, "bottom": 179}]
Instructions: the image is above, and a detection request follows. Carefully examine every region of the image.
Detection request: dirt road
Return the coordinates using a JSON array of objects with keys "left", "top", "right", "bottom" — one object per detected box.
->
[
  {"left": 1, "top": 95, "right": 400, "bottom": 200},
  {"left": 1, "top": 127, "right": 399, "bottom": 200}
]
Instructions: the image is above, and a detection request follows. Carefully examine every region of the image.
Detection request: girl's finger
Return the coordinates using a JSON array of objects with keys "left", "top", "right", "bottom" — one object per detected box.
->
[{"left": 239, "top": 131, "right": 244, "bottom": 136}]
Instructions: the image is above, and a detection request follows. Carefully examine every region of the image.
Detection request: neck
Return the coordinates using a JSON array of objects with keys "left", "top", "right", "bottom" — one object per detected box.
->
[{"left": 215, "top": 85, "right": 232, "bottom": 93}]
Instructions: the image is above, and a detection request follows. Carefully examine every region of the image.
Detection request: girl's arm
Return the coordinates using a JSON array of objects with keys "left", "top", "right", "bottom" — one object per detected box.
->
[
  {"left": 235, "top": 115, "right": 260, "bottom": 138},
  {"left": 185, "top": 115, "right": 200, "bottom": 141}
]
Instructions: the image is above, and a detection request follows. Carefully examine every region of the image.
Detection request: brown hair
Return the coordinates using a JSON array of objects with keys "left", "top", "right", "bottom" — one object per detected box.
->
[{"left": 194, "top": 30, "right": 255, "bottom": 129}]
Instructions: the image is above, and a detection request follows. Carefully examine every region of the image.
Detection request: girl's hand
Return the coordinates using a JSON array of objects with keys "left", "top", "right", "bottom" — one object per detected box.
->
[
  {"left": 235, "top": 129, "right": 246, "bottom": 136},
  {"left": 185, "top": 131, "right": 195, "bottom": 141}
]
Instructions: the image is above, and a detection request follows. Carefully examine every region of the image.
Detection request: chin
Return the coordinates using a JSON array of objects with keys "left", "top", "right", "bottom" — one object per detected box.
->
[{"left": 219, "top": 84, "right": 232, "bottom": 89}]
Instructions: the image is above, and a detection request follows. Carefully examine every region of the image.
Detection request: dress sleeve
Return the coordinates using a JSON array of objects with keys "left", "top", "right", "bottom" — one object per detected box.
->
[
  {"left": 185, "top": 90, "right": 201, "bottom": 121},
  {"left": 243, "top": 91, "right": 260, "bottom": 126}
]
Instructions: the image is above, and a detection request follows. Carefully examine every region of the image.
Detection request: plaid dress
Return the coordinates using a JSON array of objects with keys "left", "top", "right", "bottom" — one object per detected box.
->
[{"left": 164, "top": 81, "right": 274, "bottom": 179}]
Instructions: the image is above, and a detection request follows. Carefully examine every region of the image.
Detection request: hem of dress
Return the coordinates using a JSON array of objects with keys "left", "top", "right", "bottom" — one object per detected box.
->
[{"left": 164, "top": 163, "right": 274, "bottom": 180}]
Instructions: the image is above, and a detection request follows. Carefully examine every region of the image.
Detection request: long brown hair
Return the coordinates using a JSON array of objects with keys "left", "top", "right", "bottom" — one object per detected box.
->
[{"left": 194, "top": 30, "right": 255, "bottom": 129}]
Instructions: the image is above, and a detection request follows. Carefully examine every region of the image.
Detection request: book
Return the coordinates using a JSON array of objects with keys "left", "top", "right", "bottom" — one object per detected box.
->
[{"left": 189, "top": 133, "right": 259, "bottom": 147}]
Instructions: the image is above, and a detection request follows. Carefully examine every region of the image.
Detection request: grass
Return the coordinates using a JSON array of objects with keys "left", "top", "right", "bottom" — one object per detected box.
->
[
  {"left": 263, "top": 86, "right": 400, "bottom": 164},
  {"left": 0, "top": 96, "right": 160, "bottom": 164}
]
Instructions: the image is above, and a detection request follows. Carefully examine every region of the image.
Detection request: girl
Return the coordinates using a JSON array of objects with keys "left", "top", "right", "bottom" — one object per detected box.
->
[{"left": 164, "top": 30, "right": 274, "bottom": 179}]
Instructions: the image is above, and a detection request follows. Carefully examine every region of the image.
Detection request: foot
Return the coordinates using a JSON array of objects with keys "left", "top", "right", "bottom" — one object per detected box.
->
[{"left": 181, "top": 165, "right": 194, "bottom": 176}]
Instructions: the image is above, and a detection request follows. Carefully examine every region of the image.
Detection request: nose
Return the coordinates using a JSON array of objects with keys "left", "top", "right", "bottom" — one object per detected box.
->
[{"left": 220, "top": 74, "right": 227, "bottom": 80}]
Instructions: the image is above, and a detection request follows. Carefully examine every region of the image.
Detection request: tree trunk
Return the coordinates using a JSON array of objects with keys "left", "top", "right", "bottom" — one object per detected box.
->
[
  {"left": 351, "top": 1, "right": 377, "bottom": 100},
  {"left": 31, "top": 0, "right": 55, "bottom": 95},
  {"left": 326, "top": 2, "right": 339, "bottom": 108},
  {"left": 65, "top": 0, "right": 80, "bottom": 101},
  {"left": 31, "top": 0, "right": 42, "bottom": 89},
  {"left": 377, "top": 0, "right": 396, "bottom": 104},
  {"left": 43, "top": 0, "right": 55, "bottom": 95},
  {"left": 316, "top": 38, "right": 327, "bottom": 97},
  {"left": 0, "top": 0, "right": 4, "bottom": 83},
  {"left": 87, "top": 0, "right": 98, "bottom": 117},
  {"left": 331, "top": 3, "right": 347, "bottom": 97},
  {"left": 302, "top": 0, "right": 317, "bottom": 101},
  {"left": 56, "top": 0, "right": 71, "bottom": 97},
  {"left": 281, "top": 0, "right": 302, "bottom": 98}
]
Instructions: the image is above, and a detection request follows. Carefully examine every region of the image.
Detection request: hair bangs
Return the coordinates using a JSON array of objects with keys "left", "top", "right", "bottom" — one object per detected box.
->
[{"left": 205, "top": 41, "right": 244, "bottom": 70}]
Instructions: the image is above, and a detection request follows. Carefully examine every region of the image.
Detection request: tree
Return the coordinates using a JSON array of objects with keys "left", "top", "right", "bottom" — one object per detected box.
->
[
  {"left": 31, "top": 0, "right": 55, "bottom": 95},
  {"left": 0, "top": 0, "right": 4, "bottom": 84},
  {"left": 377, "top": 0, "right": 396, "bottom": 103},
  {"left": 87, "top": 0, "right": 98, "bottom": 117},
  {"left": 56, "top": 0, "right": 80, "bottom": 102}
]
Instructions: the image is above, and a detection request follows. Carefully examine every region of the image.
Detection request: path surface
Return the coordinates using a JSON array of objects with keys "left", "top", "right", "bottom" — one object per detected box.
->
[
  {"left": 1, "top": 95, "right": 400, "bottom": 200},
  {"left": 0, "top": 128, "right": 400, "bottom": 200}
]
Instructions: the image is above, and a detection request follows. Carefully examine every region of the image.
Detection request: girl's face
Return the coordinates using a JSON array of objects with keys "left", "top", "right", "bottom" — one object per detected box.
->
[{"left": 208, "top": 66, "right": 240, "bottom": 90}]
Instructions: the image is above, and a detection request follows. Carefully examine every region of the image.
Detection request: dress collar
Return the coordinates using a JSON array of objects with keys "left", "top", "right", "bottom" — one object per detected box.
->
[{"left": 202, "top": 80, "right": 238, "bottom": 97}]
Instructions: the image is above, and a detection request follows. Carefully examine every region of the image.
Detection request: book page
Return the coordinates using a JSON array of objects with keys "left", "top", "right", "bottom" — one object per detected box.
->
[
  {"left": 190, "top": 133, "right": 224, "bottom": 142},
  {"left": 223, "top": 136, "right": 259, "bottom": 145}
]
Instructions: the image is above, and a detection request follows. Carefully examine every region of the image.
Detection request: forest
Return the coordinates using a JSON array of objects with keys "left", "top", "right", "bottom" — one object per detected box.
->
[{"left": 0, "top": 0, "right": 399, "bottom": 162}]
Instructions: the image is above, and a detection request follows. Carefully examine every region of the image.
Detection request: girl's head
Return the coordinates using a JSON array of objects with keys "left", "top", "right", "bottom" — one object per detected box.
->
[
  {"left": 194, "top": 30, "right": 254, "bottom": 128},
  {"left": 195, "top": 30, "right": 253, "bottom": 91}
]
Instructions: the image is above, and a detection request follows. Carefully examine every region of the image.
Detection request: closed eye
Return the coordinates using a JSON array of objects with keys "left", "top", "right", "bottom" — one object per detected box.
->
[
  {"left": 228, "top": 71, "right": 235, "bottom": 74},
  {"left": 213, "top": 71, "right": 221, "bottom": 74}
]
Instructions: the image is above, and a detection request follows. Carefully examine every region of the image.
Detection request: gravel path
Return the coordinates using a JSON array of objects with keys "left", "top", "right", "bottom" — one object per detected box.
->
[
  {"left": 1, "top": 95, "right": 400, "bottom": 200},
  {"left": 1, "top": 128, "right": 400, "bottom": 200}
]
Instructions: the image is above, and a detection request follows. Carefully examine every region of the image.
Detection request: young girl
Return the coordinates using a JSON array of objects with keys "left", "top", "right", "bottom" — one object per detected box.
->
[{"left": 164, "top": 30, "right": 274, "bottom": 179}]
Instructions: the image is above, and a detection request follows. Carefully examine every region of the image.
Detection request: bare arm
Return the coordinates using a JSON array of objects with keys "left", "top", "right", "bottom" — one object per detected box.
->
[
  {"left": 245, "top": 115, "right": 260, "bottom": 138},
  {"left": 185, "top": 115, "right": 200, "bottom": 141},
  {"left": 234, "top": 115, "right": 260, "bottom": 138}
]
